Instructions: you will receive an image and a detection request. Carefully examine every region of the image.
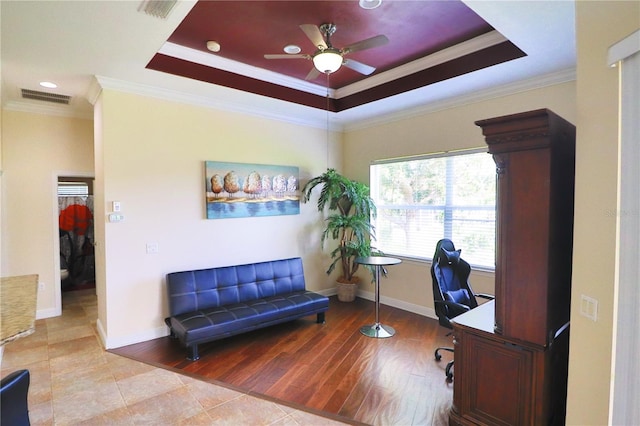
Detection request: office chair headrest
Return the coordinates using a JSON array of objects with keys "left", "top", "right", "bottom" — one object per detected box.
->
[{"left": 439, "top": 247, "right": 461, "bottom": 266}]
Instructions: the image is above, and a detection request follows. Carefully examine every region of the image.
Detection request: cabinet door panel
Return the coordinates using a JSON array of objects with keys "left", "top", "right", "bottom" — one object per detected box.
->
[
  {"left": 497, "top": 148, "right": 551, "bottom": 345},
  {"left": 466, "top": 334, "right": 533, "bottom": 426}
]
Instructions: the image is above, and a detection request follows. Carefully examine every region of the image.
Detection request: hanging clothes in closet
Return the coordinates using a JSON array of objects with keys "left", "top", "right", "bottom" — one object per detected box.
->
[{"left": 59, "top": 195, "right": 94, "bottom": 288}]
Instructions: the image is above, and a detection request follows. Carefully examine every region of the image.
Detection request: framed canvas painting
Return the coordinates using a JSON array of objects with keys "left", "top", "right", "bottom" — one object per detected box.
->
[{"left": 204, "top": 161, "right": 300, "bottom": 219}]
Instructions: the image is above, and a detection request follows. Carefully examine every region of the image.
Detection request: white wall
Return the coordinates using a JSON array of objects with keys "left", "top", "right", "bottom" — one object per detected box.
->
[
  {"left": 568, "top": 2, "right": 639, "bottom": 424},
  {"left": 91, "top": 82, "right": 579, "bottom": 342},
  {"left": 1, "top": 110, "right": 93, "bottom": 317},
  {"left": 93, "top": 89, "right": 341, "bottom": 348}
]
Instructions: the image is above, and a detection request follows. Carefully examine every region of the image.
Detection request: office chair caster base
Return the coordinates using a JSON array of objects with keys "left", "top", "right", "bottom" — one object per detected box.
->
[
  {"left": 445, "top": 361, "right": 454, "bottom": 382},
  {"left": 434, "top": 346, "right": 454, "bottom": 362}
]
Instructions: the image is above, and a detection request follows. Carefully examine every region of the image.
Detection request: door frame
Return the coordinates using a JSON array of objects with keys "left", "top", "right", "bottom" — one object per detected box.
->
[{"left": 53, "top": 172, "right": 95, "bottom": 315}]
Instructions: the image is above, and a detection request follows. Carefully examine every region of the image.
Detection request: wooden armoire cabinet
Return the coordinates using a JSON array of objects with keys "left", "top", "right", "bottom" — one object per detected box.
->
[{"left": 449, "top": 109, "right": 575, "bottom": 426}]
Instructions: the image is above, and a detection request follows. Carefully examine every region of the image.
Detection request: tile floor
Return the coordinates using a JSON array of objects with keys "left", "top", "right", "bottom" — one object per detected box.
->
[{"left": 0, "top": 289, "right": 350, "bottom": 425}]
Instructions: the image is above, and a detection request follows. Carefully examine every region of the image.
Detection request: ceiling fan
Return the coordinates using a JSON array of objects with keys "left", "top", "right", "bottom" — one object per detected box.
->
[{"left": 264, "top": 23, "right": 389, "bottom": 81}]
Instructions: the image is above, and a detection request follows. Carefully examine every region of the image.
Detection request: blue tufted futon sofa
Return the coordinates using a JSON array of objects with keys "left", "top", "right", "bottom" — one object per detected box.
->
[{"left": 165, "top": 257, "right": 329, "bottom": 360}]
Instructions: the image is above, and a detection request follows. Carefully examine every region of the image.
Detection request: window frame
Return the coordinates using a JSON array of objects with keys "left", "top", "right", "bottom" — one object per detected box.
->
[{"left": 370, "top": 148, "right": 496, "bottom": 271}]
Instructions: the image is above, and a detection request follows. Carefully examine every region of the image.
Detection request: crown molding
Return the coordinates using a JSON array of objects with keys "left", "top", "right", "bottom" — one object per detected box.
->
[
  {"left": 5, "top": 67, "right": 576, "bottom": 133},
  {"left": 158, "top": 42, "right": 334, "bottom": 98},
  {"left": 86, "top": 76, "right": 103, "bottom": 106},
  {"left": 336, "top": 31, "right": 507, "bottom": 99},
  {"left": 2, "top": 100, "right": 93, "bottom": 120},
  {"left": 342, "top": 67, "right": 577, "bottom": 132},
  {"left": 93, "top": 75, "right": 334, "bottom": 130},
  {"left": 159, "top": 31, "right": 506, "bottom": 102}
]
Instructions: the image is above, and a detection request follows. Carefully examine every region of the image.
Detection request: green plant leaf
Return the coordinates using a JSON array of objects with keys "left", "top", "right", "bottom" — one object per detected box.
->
[{"left": 302, "top": 169, "right": 380, "bottom": 282}]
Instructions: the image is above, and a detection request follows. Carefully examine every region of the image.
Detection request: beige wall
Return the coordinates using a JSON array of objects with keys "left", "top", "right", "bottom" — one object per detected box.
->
[
  {"left": 93, "top": 89, "right": 341, "bottom": 347},
  {"left": 82, "top": 81, "right": 579, "bottom": 345},
  {"left": 567, "top": 1, "right": 639, "bottom": 425},
  {"left": 1, "top": 110, "right": 94, "bottom": 316},
  {"left": 342, "top": 82, "right": 576, "bottom": 306}
]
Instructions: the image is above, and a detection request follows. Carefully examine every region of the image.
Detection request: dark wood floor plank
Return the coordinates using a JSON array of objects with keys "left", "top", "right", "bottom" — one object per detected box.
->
[
  {"left": 289, "top": 330, "right": 369, "bottom": 408},
  {"left": 110, "top": 296, "right": 452, "bottom": 425},
  {"left": 375, "top": 373, "right": 427, "bottom": 426},
  {"left": 338, "top": 378, "right": 376, "bottom": 420},
  {"left": 312, "top": 338, "right": 376, "bottom": 411}
]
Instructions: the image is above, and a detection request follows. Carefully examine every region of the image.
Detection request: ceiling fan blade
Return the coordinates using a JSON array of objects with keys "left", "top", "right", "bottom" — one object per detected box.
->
[
  {"left": 342, "top": 59, "right": 376, "bottom": 75},
  {"left": 342, "top": 34, "right": 389, "bottom": 54},
  {"left": 300, "top": 24, "right": 328, "bottom": 50},
  {"left": 305, "top": 67, "right": 321, "bottom": 81},
  {"left": 264, "top": 54, "right": 309, "bottom": 60}
]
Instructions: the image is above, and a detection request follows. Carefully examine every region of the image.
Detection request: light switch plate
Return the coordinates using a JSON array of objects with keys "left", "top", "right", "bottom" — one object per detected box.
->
[
  {"left": 108, "top": 213, "right": 124, "bottom": 222},
  {"left": 580, "top": 294, "right": 598, "bottom": 321}
]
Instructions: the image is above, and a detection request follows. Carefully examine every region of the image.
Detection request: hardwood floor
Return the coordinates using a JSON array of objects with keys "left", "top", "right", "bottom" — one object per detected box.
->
[{"left": 111, "top": 296, "right": 454, "bottom": 425}]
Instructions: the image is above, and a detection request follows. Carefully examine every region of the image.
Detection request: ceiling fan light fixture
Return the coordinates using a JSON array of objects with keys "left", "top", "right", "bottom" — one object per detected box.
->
[
  {"left": 359, "top": 0, "right": 382, "bottom": 10},
  {"left": 313, "top": 50, "right": 343, "bottom": 74}
]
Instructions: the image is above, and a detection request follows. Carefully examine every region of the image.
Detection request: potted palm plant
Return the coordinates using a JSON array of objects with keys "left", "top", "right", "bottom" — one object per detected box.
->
[{"left": 302, "top": 168, "right": 380, "bottom": 302}]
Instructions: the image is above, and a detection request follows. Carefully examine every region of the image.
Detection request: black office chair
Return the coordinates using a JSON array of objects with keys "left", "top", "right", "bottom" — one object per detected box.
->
[
  {"left": 431, "top": 239, "right": 493, "bottom": 381},
  {"left": 1, "top": 369, "right": 31, "bottom": 426}
]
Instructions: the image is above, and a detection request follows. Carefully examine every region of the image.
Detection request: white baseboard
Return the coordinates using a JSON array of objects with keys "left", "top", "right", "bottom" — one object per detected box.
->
[
  {"left": 96, "top": 318, "right": 108, "bottom": 349},
  {"left": 316, "top": 288, "right": 337, "bottom": 297},
  {"left": 97, "top": 319, "right": 169, "bottom": 350},
  {"left": 36, "top": 307, "right": 59, "bottom": 320},
  {"left": 98, "top": 287, "right": 435, "bottom": 350},
  {"left": 356, "top": 288, "right": 437, "bottom": 320}
]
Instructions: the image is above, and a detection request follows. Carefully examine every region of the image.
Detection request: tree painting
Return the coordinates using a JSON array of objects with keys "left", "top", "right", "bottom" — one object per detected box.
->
[{"left": 204, "top": 161, "right": 300, "bottom": 219}]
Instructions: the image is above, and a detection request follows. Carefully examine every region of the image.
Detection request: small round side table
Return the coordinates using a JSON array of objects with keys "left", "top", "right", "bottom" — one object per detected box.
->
[{"left": 355, "top": 256, "right": 402, "bottom": 338}]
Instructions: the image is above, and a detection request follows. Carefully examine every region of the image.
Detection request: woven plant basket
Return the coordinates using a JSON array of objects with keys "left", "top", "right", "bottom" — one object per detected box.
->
[{"left": 336, "top": 282, "right": 358, "bottom": 302}]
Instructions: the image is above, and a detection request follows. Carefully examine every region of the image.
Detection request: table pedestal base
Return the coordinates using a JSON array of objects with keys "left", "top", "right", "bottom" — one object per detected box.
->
[{"left": 360, "top": 323, "right": 396, "bottom": 338}]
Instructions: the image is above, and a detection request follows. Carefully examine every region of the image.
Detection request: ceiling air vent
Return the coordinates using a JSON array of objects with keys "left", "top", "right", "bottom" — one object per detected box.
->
[
  {"left": 21, "top": 89, "right": 71, "bottom": 105},
  {"left": 138, "top": 0, "right": 177, "bottom": 19}
]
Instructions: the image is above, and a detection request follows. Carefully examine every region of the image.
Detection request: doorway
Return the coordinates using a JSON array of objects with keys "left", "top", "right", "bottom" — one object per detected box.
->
[{"left": 57, "top": 177, "right": 95, "bottom": 294}]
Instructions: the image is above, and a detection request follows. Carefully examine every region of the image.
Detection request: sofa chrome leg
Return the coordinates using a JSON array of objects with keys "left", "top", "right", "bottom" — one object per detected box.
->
[
  {"left": 187, "top": 345, "right": 200, "bottom": 361},
  {"left": 317, "top": 312, "right": 326, "bottom": 324}
]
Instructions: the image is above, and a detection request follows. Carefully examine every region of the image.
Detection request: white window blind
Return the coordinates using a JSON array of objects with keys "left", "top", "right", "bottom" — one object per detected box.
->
[
  {"left": 58, "top": 182, "right": 89, "bottom": 197},
  {"left": 370, "top": 149, "right": 496, "bottom": 269},
  {"left": 609, "top": 30, "right": 640, "bottom": 426}
]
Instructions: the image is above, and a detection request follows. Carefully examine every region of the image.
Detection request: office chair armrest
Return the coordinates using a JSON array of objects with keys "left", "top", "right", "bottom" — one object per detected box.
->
[
  {"left": 435, "top": 300, "right": 471, "bottom": 316},
  {"left": 476, "top": 293, "right": 494, "bottom": 300}
]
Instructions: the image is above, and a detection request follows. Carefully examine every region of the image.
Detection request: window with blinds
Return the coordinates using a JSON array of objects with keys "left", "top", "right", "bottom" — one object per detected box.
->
[
  {"left": 58, "top": 181, "right": 90, "bottom": 196},
  {"left": 370, "top": 149, "right": 496, "bottom": 269}
]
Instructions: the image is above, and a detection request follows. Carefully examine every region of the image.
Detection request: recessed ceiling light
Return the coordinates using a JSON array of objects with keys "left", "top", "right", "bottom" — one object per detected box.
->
[
  {"left": 39, "top": 81, "right": 58, "bottom": 89},
  {"left": 206, "top": 41, "right": 221, "bottom": 52},
  {"left": 283, "top": 44, "right": 301, "bottom": 54},
  {"left": 359, "top": 0, "right": 382, "bottom": 9}
]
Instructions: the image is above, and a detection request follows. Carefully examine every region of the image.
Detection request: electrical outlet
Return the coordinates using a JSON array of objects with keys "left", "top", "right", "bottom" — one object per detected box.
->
[
  {"left": 39, "top": 282, "right": 45, "bottom": 291},
  {"left": 580, "top": 294, "right": 598, "bottom": 321}
]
